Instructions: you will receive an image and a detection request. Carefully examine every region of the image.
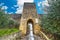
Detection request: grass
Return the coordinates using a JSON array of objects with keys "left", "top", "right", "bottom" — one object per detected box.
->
[{"left": 0, "top": 28, "right": 19, "bottom": 37}]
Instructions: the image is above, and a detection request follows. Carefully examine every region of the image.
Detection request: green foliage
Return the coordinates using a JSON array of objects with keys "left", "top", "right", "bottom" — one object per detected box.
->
[
  {"left": 0, "top": 28, "right": 19, "bottom": 37},
  {"left": 0, "top": 9, "right": 19, "bottom": 28},
  {"left": 41, "top": 0, "right": 60, "bottom": 35},
  {"left": 0, "top": 9, "right": 10, "bottom": 28}
]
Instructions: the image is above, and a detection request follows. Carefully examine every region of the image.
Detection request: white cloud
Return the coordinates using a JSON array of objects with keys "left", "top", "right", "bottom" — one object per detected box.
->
[
  {"left": 15, "top": 6, "right": 23, "bottom": 14},
  {"left": 24, "top": 0, "right": 33, "bottom": 3},
  {"left": 5, "top": 11, "right": 7, "bottom": 14},
  {"left": 14, "top": 5, "right": 18, "bottom": 7},
  {"left": 1, "top": 6, "right": 8, "bottom": 10},
  {"left": 15, "top": 0, "right": 24, "bottom": 14},
  {"left": 0, "top": 3, "right": 4, "bottom": 6},
  {"left": 8, "top": 12, "right": 13, "bottom": 14},
  {"left": 42, "top": 0, "right": 49, "bottom": 7},
  {"left": 11, "top": 7, "right": 15, "bottom": 9},
  {"left": 38, "top": 0, "right": 49, "bottom": 7},
  {"left": 17, "top": 0, "right": 24, "bottom": 5},
  {"left": 16, "top": 0, "right": 34, "bottom": 14},
  {"left": 38, "top": 2, "right": 42, "bottom": 6}
]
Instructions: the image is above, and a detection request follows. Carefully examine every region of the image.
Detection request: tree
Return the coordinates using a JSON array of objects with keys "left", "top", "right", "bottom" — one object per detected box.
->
[
  {"left": 0, "top": 9, "right": 10, "bottom": 28},
  {"left": 41, "top": 0, "right": 60, "bottom": 35},
  {"left": 0, "top": 8, "right": 19, "bottom": 28}
]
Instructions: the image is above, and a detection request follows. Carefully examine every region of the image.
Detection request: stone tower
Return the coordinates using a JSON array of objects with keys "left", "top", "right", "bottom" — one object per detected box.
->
[{"left": 19, "top": 3, "right": 41, "bottom": 35}]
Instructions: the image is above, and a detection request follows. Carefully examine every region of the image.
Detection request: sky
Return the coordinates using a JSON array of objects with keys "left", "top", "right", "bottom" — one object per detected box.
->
[{"left": 0, "top": 0, "right": 49, "bottom": 14}]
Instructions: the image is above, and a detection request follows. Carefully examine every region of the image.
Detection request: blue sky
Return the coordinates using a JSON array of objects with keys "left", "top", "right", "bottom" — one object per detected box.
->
[{"left": 0, "top": 0, "right": 49, "bottom": 14}]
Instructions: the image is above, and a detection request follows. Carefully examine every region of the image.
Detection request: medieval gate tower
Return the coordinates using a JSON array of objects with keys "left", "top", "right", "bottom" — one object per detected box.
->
[{"left": 19, "top": 3, "right": 41, "bottom": 35}]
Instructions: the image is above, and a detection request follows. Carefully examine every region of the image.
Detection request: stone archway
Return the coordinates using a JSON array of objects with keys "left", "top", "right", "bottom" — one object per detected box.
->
[
  {"left": 27, "top": 19, "right": 34, "bottom": 35},
  {"left": 19, "top": 3, "right": 41, "bottom": 35}
]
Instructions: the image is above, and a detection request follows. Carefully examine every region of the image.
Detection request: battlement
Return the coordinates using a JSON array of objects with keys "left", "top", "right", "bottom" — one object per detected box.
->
[{"left": 23, "top": 3, "right": 36, "bottom": 9}]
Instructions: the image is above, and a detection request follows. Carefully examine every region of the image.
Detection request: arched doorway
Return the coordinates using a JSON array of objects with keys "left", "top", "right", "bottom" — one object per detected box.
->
[{"left": 27, "top": 19, "right": 34, "bottom": 35}]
